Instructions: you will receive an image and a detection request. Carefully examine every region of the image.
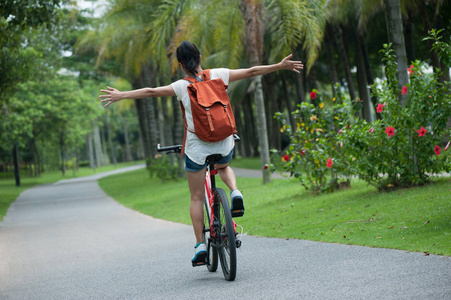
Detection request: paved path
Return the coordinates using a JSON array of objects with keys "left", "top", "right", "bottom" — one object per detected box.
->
[{"left": 1, "top": 166, "right": 450, "bottom": 299}]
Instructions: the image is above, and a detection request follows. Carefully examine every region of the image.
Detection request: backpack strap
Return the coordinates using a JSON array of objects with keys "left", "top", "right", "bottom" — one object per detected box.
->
[
  {"left": 179, "top": 101, "right": 188, "bottom": 156},
  {"left": 183, "top": 69, "right": 211, "bottom": 83}
]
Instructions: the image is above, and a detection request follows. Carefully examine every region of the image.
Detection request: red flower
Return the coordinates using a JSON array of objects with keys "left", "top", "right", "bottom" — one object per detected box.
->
[
  {"left": 299, "top": 149, "right": 306, "bottom": 156},
  {"left": 401, "top": 86, "right": 408, "bottom": 95},
  {"left": 434, "top": 145, "right": 441, "bottom": 156},
  {"left": 282, "top": 155, "right": 290, "bottom": 162},
  {"left": 417, "top": 126, "right": 427, "bottom": 137},
  {"left": 445, "top": 141, "right": 450, "bottom": 151},
  {"left": 376, "top": 103, "right": 385, "bottom": 113},
  {"left": 368, "top": 127, "right": 374, "bottom": 134},
  {"left": 263, "top": 165, "right": 268, "bottom": 170},
  {"left": 310, "top": 91, "right": 317, "bottom": 99},
  {"left": 326, "top": 157, "right": 333, "bottom": 168},
  {"left": 407, "top": 65, "right": 414, "bottom": 76},
  {"left": 385, "top": 126, "right": 395, "bottom": 137}
]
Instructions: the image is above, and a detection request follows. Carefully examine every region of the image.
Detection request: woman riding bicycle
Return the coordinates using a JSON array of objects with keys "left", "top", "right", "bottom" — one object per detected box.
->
[{"left": 99, "top": 40, "right": 303, "bottom": 265}]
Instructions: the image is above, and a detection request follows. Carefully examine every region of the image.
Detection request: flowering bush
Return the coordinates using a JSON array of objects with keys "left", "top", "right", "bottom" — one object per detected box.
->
[
  {"left": 271, "top": 87, "right": 356, "bottom": 193},
  {"left": 340, "top": 43, "right": 451, "bottom": 189},
  {"left": 272, "top": 31, "right": 451, "bottom": 192}
]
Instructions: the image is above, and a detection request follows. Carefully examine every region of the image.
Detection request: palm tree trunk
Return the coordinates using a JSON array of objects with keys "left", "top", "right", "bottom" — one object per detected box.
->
[
  {"left": 239, "top": 0, "right": 270, "bottom": 183},
  {"left": 325, "top": 23, "right": 339, "bottom": 97},
  {"left": 354, "top": 28, "right": 372, "bottom": 122},
  {"left": 142, "top": 65, "right": 159, "bottom": 158},
  {"left": 234, "top": 101, "right": 246, "bottom": 157},
  {"left": 93, "top": 121, "right": 103, "bottom": 168},
  {"left": 332, "top": 24, "right": 357, "bottom": 101},
  {"left": 383, "top": 0, "right": 409, "bottom": 106},
  {"left": 107, "top": 117, "right": 117, "bottom": 166},
  {"left": 244, "top": 95, "right": 257, "bottom": 157},
  {"left": 172, "top": 94, "right": 184, "bottom": 177},
  {"left": 123, "top": 117, "right": 133, "bottom": 161}
]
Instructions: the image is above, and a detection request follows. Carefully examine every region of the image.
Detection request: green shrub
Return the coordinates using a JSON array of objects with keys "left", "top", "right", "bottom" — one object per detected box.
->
[
  {"left": 147, "top": 155, "right": 178, "bottom": 182},
  {"left": 272, "top": 30, "right": 451, "bottom": 192},
  {"left": 340, "top": 42, "right": 451, "bottom": 189},
  {"left": 271, "top": 87, "right": 356, "bottom": 193}
]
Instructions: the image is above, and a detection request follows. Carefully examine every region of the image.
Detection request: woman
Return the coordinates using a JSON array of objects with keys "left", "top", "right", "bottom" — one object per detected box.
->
[{"left": 99, "top": 41, "right": 303, "bottom": 265}]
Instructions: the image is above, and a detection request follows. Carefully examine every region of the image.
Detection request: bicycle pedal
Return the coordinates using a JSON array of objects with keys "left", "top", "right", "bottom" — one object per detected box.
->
[
  {"left": 235, "top": 239, "right": 242, "bottom": 248},
  {"left": 231, "top": 209, "right": 245, "bottom": 218},
  {"left": 192, "top": 260, "right": 207, "bottom": 267}
]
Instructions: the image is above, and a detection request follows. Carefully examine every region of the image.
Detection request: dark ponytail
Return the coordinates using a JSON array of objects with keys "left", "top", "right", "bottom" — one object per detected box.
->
[{"left": 176, "top": 40, "right": 201, "bottom": 76}]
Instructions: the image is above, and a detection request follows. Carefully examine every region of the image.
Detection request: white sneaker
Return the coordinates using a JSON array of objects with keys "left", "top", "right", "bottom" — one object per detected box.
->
[{"left": 192, "top": 243, "right": 207, "bottom": 266}]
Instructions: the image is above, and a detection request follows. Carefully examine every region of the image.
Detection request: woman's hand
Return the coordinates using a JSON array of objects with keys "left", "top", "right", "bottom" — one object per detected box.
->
[
  {"left": 279, "top": 54, "right": 304, "bottom": 73},
  {"left": 99, "top": 86, "right": 122, "bottom": 107}
]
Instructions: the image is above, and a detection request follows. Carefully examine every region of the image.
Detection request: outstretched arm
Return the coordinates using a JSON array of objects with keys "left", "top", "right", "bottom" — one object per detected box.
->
[
  {"left": 229, "top": 54, "right": 303, "bottom": 82},
  {"left": 99, "top": 85, "right": 176, "bottom": 107}
]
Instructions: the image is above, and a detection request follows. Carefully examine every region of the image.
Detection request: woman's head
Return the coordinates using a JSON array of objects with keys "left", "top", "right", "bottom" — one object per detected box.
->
[{"left": 176, "top": 41, "right": 201, "bottom": 76}]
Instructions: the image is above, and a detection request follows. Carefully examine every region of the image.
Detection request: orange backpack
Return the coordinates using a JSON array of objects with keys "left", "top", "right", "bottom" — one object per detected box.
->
[{"left": 180, "top": 69, "right": 237, "bottom": 153}]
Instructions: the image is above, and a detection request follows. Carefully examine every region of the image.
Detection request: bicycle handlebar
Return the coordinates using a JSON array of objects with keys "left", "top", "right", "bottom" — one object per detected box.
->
[
  {"left": 157, "top": 134, "right": 240, "bottom": 154},
  {"left": 157, "top": 144, "right": 182, "bottom": 154}
]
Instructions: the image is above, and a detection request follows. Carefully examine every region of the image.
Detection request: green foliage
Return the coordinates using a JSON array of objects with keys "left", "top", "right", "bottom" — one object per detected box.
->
[
  {"left": 271, "top": 87, "right": 355, "bottom": 193},
  {"left": 147, "top": 155, "right": 178, "bottom": 182},
  {"left": 340, "top": 44, "right": 451, "bottom": 189},
  {"left": 272, "top": 34, "right": 451, "bottom": 192},
  {"left": 0, "top": 1, "right": 62, "bottom": 102}
]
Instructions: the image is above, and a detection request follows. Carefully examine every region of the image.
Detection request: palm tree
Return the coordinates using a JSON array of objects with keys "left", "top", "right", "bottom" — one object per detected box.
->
[{"left": 163, "top": 0, "right": 323, "bottom": 183}]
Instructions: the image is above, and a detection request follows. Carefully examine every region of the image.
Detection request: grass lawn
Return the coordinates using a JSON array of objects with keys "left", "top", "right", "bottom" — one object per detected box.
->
[
  {"left": 0, "top": 161, "right": 144, "bottom": 221},
  {"left": 231, "top": 156, "right": 262, "bottom": 170},
  {"left": 98, "top": 169, "right": 451, "bottom": 256}
]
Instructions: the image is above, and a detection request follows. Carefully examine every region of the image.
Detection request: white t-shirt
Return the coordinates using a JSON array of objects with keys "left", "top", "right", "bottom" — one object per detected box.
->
[{"left": 171, "top": 68, "right": 235, "bottom": 165}]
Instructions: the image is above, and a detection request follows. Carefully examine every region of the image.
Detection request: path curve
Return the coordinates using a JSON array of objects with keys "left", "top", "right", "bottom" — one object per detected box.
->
[{"left": 0, "top": 166, "right": 450, "bottom": 299}]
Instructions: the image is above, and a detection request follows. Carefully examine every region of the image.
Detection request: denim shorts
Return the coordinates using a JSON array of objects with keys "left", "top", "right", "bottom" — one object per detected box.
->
[{"left": 185, "top": 149, "right": 234, "bottom": 173}]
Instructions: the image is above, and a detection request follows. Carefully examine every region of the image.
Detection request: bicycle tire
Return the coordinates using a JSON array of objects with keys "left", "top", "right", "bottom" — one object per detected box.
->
[
  {"left": 215, "top": 188, "right": 237, "bottom": 281},
  {"left": 203, "top": 199, "right": 218, "bottom": 272}
]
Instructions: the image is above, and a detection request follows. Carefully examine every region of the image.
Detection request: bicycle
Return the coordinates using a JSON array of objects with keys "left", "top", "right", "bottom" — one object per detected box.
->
[{"left": 157, "top": 136, "right": 242, "bottom": 281}]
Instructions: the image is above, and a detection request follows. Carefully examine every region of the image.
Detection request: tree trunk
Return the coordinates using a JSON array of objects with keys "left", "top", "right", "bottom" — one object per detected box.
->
[
  {"left": 242, "top": 94, "right": 257, "bottom": 157},
  {"left": 262, "top": 73, "right": 280, "bottom": 149},
  {"left": 172, "top": 94, "right": 184, "bottom": 177},
  {"left": 332, "top": 24, "right": 357, "bottom": 101},
  {"left": 88, "top": 135, "right": 95, "bottom": 169},
  {"left": 325, "top": 23, "right": 339, "bottom": 96},
  {"left": 141, "top": 65, "right": 159, "bottom": 158},
  {"left": 93, "top": 121, "right": 103, "bottom": 168},
  {"left": 13, "top": 143, "right": 20, "bottom": 186},
  {"left": 354, "top": 29, "right": 372, "bottom": 122},
  {"left": 107, "top": 117, "right": 117, "bottom": 166},
  {"left": 123, "top": 117, "right": 133, "bottom": 161},
  {"left": 384, "top": 0, "right": 409, "bottom": 106},
  {"left": 100, "top": 122, "right": 110, "bottom": 165},
  {"left": 239, "top": 0, "right": 270, "bottom": 183},
  {"left": 295, "top": 47, "right": 306, "bottom": 104},
  {"left": 281, "top": 73, "right": 295, "bottom": 130},
  {"left": 30, "top": 137, "right": 40, "bottom": 177},
  {"left": 360, "top": 32, "right": 380, "bottom": 120},
  {"left": 234, "top": 101, "right": 246, "bottom": 157},
  {"left": 59, "top": 133, "right": 66, "bottom": 175}
]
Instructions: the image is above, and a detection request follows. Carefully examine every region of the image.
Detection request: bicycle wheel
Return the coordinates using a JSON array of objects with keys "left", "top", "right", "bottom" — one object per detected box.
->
[
  {"left": 215, "top": 188, "right": 237, "bottom": 281},
  {"left": 203, "top": 198, "right": 218, "bottom": 272}
]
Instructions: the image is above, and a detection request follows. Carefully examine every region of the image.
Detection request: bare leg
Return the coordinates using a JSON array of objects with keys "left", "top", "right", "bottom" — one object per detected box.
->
[
  {"left": 216, "top": 163, "right": 237, "bottom": 192},
  {"left": 186, "top": 167, "right": 207, "bottom": 244}
]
